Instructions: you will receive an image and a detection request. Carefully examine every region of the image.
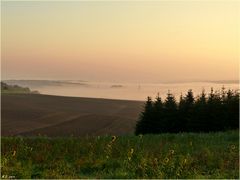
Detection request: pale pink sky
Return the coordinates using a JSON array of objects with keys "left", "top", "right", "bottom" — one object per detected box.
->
[{"left": 1, "top": 1, "right": 239, "bottom": 83}]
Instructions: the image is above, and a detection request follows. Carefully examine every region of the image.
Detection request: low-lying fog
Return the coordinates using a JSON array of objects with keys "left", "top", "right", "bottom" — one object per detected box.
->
[{"left": 4, "top": 80, "right": 239, "bottom": 101}]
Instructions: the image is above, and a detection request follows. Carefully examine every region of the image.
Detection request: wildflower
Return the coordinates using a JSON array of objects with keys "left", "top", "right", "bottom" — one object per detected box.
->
[
  {"left": 153, "top": 158, "right": 158, "bottom": 166},
  {"left": 130, "top": 148, "right": 134, "bottom": 155},
  {"left": 12, "top": 150, "right": 16, "bottom": 157},
  {"left": 170, "top": 149, "right": 174, "bottom": 155},
  {"left": 111, "top": 136, "right": 117, "bottom": 143},
  {"left": 107, "top": 144, "right": 111, "bottom": 148},
  {"left": 164, "top": 157, "right": 169, "bottom": 163},
  {"left": 183, "top": 158, "right": 187, "bottom": 164},
  {"left": 127, "top": 148, "right": 134, "bottom": 161},
  {"left": 230, "top": 145, "right": 236, "bottom": 150}
]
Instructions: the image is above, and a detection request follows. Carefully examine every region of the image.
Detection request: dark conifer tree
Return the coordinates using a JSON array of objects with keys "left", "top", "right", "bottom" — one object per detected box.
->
[
  {"left": 135, "top": 96, "right": 153, "bottom": 135},
  {"left": 154, "top": 93, "right": 163, "bottom": 111},
  {"left": 184, "top": 89, "right": 195, "bottom": 131},
  {"left": 206, "top": 88, "right": 224, "bottom": 131},
  {"left": 192, "top": 90, "right": 208, "bottom": 132},
  {"left": 205, "top": 88, "right": 214, "bottom": 131},
  {"left": 153, "top": 93, "right": 164, "bottom": 133},
  {"left": 163, "top": 91, "right": 178, "bottom": 132},
  {"left": 178, "top": 90, "right": 195, "bottom": 131},
  {"left": 178, "top": 93, "right": 187, "bottom": 132},
  {"left": 135, "top": 88, "right": 239, "bottom": 135},
  {"left": 179, "top": 93, "right": 184, "bottom": 107},
  {"left": 186, "top": 89, "right": 194, "bottom": 104},
  {"left": 224, "top": 89, "right": 239, "bottom": 129}
]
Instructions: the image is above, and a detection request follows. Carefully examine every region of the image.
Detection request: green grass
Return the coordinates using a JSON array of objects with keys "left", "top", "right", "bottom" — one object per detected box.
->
[{"left": 1, "top": 131, "right": 239, "bottom": 179}]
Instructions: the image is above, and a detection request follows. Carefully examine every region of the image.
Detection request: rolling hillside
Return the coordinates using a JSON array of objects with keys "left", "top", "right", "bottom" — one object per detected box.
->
[{"left": 1, "top": 94, "right": 143, "bottom": 136}]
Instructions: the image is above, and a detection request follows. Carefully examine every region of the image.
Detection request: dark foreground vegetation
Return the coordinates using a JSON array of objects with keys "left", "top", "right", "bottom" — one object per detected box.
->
[
  {"left": 136, "top": 88, "right": 239, "bottom": 134},
  {"left": 1, "top": 131, "right": 239, "bottom": 179}
]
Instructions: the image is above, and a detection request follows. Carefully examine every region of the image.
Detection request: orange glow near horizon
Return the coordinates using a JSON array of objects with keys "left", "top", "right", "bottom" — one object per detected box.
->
[{"left": 1, "top": 1, "right": 239, "bottom": 82}]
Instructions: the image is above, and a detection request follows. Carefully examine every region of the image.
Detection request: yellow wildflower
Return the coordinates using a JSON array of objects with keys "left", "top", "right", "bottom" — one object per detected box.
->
[
  {"left": 170, "top": 149, "right": 174, "bottom": 155},
  {"left": 12, "top": 150, "right": 16, "bottom": 157},
  {"left": 111, "top": 136, "right": 117, "bottom": 142},
  {"left": 130, "top": 148, "right": 134, "bottom": 154},
  {"left": 230, "top": 145, "right": 236, "bottom": 150},
  {"left": 183, "top": 158, "right": 187, "bottom": 164},
  {"left": 164, "top": 157, "right": 169, "bottom": 163},
  {"left": 127, "top": 148, "right": 134, "bottom": 161},
  {"left": 153, "top": 158, "right": 158, "bottom": 165},
  {"left": 107, "top": 144, "right": 111, "bottom": 148}
]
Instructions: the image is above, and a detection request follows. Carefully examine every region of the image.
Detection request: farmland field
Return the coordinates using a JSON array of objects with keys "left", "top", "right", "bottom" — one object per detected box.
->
[
  {"left": 1, "top": 130, "right": 239, "bottom": 179},
  {"left": 1, "top": 94, "right": 143, "bottom": 136}
]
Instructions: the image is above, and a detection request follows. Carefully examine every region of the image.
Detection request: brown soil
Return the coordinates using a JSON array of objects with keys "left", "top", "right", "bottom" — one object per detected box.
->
[{"left": 1, "top": 94, "right": 144, "bottom": 137}]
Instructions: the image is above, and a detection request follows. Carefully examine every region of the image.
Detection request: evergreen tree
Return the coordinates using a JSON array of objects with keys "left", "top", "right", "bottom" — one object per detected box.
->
[
  {"left": 153, "top": 93, "right": 164, "bottom": 133},
  {"left": 135, "top": 96, "right": 153, "bottom": 135},
  {"left": 163, "top": 91, "right": 178, "bottom": 132},
  {"left": 224, "top": 89, "right": 239, "bottom": 129},
  {"left": 135, "top": 88, "right": 239, "bottom": 135},
  {"left": 154, "top": 93, "right": 163, "bottom": 111},
  {"left": 178, "top": 93, "right": 187, "bottom": 132},
  {"left": 185, "top": 89, "right": 194, "bottom": 105},
  {"left": 178, "top": 90, "right": 195, "bottom": 132},
  {"left": 184, "top": 89, "right": 195, "bottom": 131},
  {"left": 205, "top": 88, "right": 224, "bottom": 131},
  {"left": 192, "top": 90, "right": 208, "bottom": 132}
]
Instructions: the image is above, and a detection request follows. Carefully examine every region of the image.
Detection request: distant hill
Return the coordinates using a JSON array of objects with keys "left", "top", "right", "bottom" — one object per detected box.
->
[
  {"left": 3, "top": 80, "right": 88, "bottom": 88},
  {"left": 205, "top": 80, "right": 239, "bottom": 84},
  {"left": 1, "top": 82, "right": 39, "bottom": 94}
]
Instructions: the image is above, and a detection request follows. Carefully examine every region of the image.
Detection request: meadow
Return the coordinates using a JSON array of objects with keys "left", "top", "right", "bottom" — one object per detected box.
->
[{"left": 1, "top": 130, "right": 239, "bottom": 179}]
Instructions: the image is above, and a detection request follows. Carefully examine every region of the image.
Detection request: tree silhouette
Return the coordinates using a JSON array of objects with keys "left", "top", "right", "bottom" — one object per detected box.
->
[
  {"left": 224, "top": 89, "right": 239, "bottom": 129},
  {"left": 152, "top": 94, "right": 163, "bottom": 133},
  {"left": 135, "top": 88, "right": 239, "bottom": 135},
  {"left": 163, "top": 91, "right": 178, "bottom": 133},
  {"left": 191, "top": 90, "right": 208, "bottom": 132},
  {"left": 135, "top": 96, "right": 153, "bottom": 135},
  {"left": 180, "top": 89, "right": 195, "bottom": 132}
]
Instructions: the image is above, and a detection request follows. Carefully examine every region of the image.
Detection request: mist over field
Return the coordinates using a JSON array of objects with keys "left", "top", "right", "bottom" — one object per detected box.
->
[{"left": 3, "top": 80, "right": 239, "bottom": 101}]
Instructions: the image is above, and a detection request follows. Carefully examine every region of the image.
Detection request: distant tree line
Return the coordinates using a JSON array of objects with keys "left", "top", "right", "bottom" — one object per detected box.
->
[
  {"left": 1, "top": 82, "right": 39, "bottom": 94},
  {"left": 135, "top": 88, "right": 239, "bottom": 134}
]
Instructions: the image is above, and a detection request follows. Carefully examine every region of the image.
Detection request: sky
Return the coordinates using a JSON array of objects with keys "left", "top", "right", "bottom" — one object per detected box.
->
[{"left": 1, "top": 1, "right": 239, "bottom": 83}]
